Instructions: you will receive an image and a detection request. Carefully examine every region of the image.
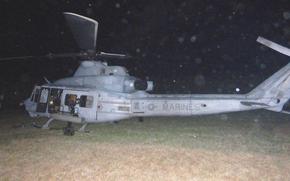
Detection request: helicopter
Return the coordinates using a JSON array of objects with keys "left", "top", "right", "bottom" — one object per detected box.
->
[{"left": 2, "top": 12, "right": 290, "bottom": 136}]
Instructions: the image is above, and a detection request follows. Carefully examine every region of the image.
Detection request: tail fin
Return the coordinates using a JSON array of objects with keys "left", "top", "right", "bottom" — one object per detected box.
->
[{"left": 247, "top": 37, "right": 290, "bottom": 112}]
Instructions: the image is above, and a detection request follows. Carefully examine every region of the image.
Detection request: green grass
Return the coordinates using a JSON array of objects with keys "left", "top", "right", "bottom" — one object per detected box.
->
[
  {"left": 1, "top": 109, "right": 289, "bottom": 155},
  {"left": 1, "top": 110, "right": 290, "bottom": 180}
]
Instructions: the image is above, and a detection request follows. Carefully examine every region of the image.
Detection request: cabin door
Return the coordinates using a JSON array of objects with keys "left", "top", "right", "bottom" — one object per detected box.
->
[{"left": 36, "top": 88, "right": 50, "bottom": 113}]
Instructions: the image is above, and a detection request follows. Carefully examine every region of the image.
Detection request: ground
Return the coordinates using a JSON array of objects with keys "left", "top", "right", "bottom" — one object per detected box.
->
[{"left": 0, "top": 110, "right": 290, "bottom": 180}]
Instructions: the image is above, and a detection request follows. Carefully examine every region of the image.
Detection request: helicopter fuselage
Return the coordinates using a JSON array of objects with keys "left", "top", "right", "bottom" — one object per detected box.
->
[{"left": 24, "top": 83, "right": 265, "bottom": 124}]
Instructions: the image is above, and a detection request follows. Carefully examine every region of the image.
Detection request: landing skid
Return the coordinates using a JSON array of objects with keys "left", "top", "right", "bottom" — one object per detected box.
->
[
  {"left": 42, "top": 118, "right": 54, "bottom": 129},
  {"left": 63, "top": 122, "right": 89, "bottom": 135},
  {"left": 79, "top": 123, "right": 89, "bottom": 133},
  {"left": 31, "top": 121, "right": 89, "bottom": 135}
]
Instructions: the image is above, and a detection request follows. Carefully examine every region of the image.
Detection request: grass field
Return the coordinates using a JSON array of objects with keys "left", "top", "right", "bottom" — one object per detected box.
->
[{"left": 0, "top": 110, "right": 290, "bottom": 180}]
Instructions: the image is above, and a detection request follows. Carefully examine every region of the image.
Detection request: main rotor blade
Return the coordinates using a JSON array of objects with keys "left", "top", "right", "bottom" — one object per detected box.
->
[
  {"left": 64, "top": 12, "right": 98, "bottom": 50},
  {"left": 45, "top": 52, "right": 85, "bottom": 59},
  {"left": 0, "top": 53, "right": 82, "bottom": 62},
  {"left": 0, "top": 51, "right": 132, "bottom": 62},
  {"left": 0, "top": 55, "right": 38, "bottom": 61},
  {"left": 97, "top": 52, "right": 131, "bottom": 59},
  {"left": 46, "top": 52, "right": 131, "bottom": 59}
]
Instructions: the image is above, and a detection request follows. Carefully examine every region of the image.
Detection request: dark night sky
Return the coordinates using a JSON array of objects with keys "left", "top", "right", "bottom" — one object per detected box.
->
[{"left": 1, "top": 0, "right": 290, "bottom": 106}]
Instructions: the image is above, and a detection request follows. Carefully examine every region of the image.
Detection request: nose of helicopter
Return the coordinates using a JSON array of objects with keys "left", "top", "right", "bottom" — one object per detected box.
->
[{"left": 22, "top": 98, "right": 31, "bottom": 110}]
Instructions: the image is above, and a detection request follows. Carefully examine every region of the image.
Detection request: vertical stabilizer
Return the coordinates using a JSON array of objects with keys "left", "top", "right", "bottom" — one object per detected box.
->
[{"left": 248, "top": 37, "right": 290, "bottom": 111}]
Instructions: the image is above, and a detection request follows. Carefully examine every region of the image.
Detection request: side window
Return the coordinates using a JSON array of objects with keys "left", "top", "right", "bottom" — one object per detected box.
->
[
  {"left": 79, "top": 95, "right": 93, "bottom": 108},
  {"left": 65, "top": 94, "right": 77, "bottom": 106}
]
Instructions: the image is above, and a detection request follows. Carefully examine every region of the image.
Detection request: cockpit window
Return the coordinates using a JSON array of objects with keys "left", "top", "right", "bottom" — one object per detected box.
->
[
  {"left": 30, "top": 88, "right": 40, "bottom": 103},
  {"left": 39, "top": 88, "right": 49, "bottom": 103}
]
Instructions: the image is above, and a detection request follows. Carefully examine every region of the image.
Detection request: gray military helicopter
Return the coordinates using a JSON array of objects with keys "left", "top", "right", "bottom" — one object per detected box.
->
[{"left": 3, "top": 12, "right": 290, "bottom": 136}]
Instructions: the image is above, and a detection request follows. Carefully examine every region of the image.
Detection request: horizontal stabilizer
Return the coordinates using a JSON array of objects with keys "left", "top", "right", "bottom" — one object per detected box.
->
[
  {"left": 240, "top": 101, "right": 269, "bottom": 107},
  {"left": 257, "top": 37, "right": 290, "bottom": 57}
]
